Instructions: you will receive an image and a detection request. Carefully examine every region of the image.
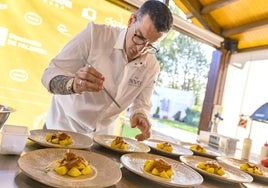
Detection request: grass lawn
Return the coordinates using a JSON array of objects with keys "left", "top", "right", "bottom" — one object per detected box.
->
[
  {"left": 154, "top": 119, "right": 198, "bottom": 134},
  {"left": 122, "top": 118, "right": 198, "bottom": 138}
]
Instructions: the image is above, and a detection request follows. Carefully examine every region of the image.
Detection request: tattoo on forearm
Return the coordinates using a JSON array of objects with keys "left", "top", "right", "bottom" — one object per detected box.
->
[{"left": 50, "top": 75, "right": 71, "bottom": 94}]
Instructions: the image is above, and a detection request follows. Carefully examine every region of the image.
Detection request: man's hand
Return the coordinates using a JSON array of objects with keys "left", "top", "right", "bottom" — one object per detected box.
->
[
  {"left": 130, "top": 113, "right": 151, "bottom": 141},
  {"left": 73, "top": 65, "right": 104, "bottom": 93}
]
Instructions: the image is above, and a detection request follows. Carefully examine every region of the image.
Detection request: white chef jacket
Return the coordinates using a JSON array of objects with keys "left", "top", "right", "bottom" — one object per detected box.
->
[{"left": 42, "top": 22, "right": 160, "bottom": 135}]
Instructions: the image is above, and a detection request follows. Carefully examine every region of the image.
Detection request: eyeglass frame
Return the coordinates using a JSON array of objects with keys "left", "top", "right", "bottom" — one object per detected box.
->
[{"left": 132, "top": 22, "right": 159, "bottom": 54}]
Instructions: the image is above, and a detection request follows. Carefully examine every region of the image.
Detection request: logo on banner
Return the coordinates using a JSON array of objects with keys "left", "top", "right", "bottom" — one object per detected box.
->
[
  {"left": 57, "top": 24, "right": 72, "bottom": 37},
  {"left": 0, "top": 27, "right": 8, "bottom": 46},
  {"left": 24, "top": 12, "right": 42, "bottom": 26},
  {"left": 81, "top": 8, "right": 96, "bottom": 21},
  {"left": 43, "top": 0, "right": 72, "bottom": 9}
]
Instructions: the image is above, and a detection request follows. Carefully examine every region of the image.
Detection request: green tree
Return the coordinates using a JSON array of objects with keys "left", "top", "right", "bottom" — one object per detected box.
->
[{"left": 156, "top": 31, "right": 210, "bottom": 105}]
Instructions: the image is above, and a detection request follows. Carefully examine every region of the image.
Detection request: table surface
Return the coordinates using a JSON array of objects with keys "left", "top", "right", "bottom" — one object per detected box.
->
[{"left": 0, "top": 138, "right": 267, "bottom": 188}]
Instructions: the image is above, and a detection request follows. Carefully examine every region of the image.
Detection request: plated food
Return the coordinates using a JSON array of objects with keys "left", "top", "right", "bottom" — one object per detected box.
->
[
  {"left": 180, "top": 155, "right": 253, "bottom": 184},
  {"left": 53, "top": 152, "right": 93, "bottom": 177},
  {"left": 217, "top": 156, "right": 268, "bottom": 182},
  {"left": 157, "top": 142, "right": 173, "bottom": 152},
  {"left": 190, "top": 144, "right": 206, "bottom": 153},
  {"left": 180, "top": 142, "right": 223, "bottom": 158},
  {"left": 93, "top": 134, "right": 150, "bottom": 153},
  {"left": 45, "top": 131, "right": 73, "bottom": 146},
  {"left": 143, "top": 139, "right": 193, "bottom": 157},
  {"left": 29, "top": 129, "right": 93, "bottom": 149},
  {"left": 111, "top": 136, "right": 129, "bottom": 150},
  {"left": 197, "top": 160, "right": 225, "bottom": 176},
  {"left": 121, "top": 153, "right": 203, "bottom": 187},
  {"left": 18, "top": 148, "right": 122, "bottom": 188},
  {"left": 240, "top": 162, "right": 263, "bottom": 175},
  {"left": 144, "top": 158, "right": 173, "bottom": 179}
]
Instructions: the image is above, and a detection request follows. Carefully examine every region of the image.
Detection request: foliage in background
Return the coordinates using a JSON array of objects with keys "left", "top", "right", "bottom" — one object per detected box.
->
[
  {"left": 154, "top": 118, "right": 198, "bottom": 133},
  {"left": 122, "top": 118, "right": 197, "bottom": 139},
  {"left": 183, "top": 106, "right": 201, "bottom": 127},
  {"left": 156, "top": 31, "right": 210, "bottom": 106}
]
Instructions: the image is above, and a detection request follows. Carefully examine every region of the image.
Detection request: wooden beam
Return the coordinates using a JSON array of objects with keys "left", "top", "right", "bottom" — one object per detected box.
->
[
  {"left": 202, "top": 0, "right": 238, "bottom": 14},
  {"left": 222, "top": 18, "right": 268, "bottom": 37},
  {"left": 198, "top": 50, "right": 222, "bottom": 132},
  {"left": 178, "top": 0, "right": 209, "bottom": 29},
  {"left": 105, "top": 0, "right": 137, "bottom": 12},
  {"left": 175, "top": 0, "right": 222, "bottom": 35},
  {"left": 237, "top": 44, "right": 268, "bottom": 53}
]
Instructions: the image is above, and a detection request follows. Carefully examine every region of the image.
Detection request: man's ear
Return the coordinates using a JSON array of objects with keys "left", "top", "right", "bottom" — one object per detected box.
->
[{"left": 127, "top": 14, "right": 136, "bottom": 27}]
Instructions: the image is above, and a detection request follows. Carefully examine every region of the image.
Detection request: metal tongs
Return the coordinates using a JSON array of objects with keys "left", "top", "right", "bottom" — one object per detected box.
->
[{"left": 88, "top": 64, "right": 121, "bottom": 108}]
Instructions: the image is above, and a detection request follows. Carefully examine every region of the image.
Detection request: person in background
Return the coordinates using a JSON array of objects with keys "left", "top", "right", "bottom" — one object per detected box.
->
[{"left": 41, "top": 0, "right": 173, "bottom": 141}]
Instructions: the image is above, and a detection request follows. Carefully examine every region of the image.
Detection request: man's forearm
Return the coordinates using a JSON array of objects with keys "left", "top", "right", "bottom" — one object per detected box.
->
[{"left": 49, "top": 75, "right": 75, "bottom": 94}]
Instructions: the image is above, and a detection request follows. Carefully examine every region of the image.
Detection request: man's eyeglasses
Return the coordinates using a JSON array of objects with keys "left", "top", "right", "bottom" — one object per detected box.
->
[{"left": 132, "top": 23, "right": 159, "bottom": 54}]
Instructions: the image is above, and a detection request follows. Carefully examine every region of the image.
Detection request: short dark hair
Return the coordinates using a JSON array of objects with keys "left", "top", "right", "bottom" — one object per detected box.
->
[{"left": 136, "top": 0, "right": 173, "bottom": 33}]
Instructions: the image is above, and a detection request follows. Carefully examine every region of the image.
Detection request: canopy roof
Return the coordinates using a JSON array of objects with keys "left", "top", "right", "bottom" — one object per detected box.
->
[
  {"left": 173, "top": 0, "right": 268, "bottom": 52},
  {"left": 110, "top": 0, "right": 268, "bottom": 52}
]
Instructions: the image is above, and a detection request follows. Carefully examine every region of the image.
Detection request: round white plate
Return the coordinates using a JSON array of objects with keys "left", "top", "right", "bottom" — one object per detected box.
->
[
  {"left": 29, "top": 129, "right": 93, "bottom": 149},
  {"left": 93, "top": 134, "right": 150, "bottom": 153},
  {"left": 143, "top": 139, "right": 193, "bottom": 157},
  {"left": 18, "top": 148, "right": 122, "bottom": 188},
  {"left": 180, "top": 155, "right": 253, "bottom": 183},
  {"left": 217, "top": 156, "right": 268, "bottom": 182},
  {"left": 180, "top": 142, "right": 224, "bottom": 158},
  {"left": 121, "top": 153, "right": 203, "bottom": 187}
]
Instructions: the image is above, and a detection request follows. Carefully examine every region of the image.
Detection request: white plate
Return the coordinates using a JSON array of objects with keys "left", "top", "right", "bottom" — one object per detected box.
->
[
  {"left": 180, "top": 155, "right": 253, "bottom": 183},
  {"left": 28, "top": 129, "right": 93, "bottom": 149},
  {"left": 217, "top": 156, "right": 268, "bottom": 182},
  {"left": 93, "top": 134, "right": 150, "bottom": 153},
  {"left": 18, "top": 148, "right": 122, "bottom": 188},
  {"left": 143, "top": 139, "right": 193, "bottom": 157},
  {"left": 121, "top": 153, "right": 203, "bottom": 187},
  {"left": 180, "top": 142, "right": 224, "bottom": 158}
]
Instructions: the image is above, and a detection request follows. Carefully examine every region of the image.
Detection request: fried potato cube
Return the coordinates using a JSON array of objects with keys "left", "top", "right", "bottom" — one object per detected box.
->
[
  {"left": 190, "top": 145, "right": 196, "bottom": 150},
  {"left": 67, "top": 167, "right": 82, "bottom": 177},
  {"left": 115, "top": 143, "right": 122, "bottom": 148},
  {"left": 59, "top": 139, "right": 70, "bottom": 146},
  {"left": 247, "top": 168, "right": 254, "bottom": 173},
  {"left": 144, "top": 160, "right": 154, "bottom": 172},
  {"left": 151, "top": 168, "right": 159, "bottom": 175},
  {"left": 45, "top": 134, "right": 52, "bottom": 141},
  {"left": 166, "top": 168, "right": 173, "bottom": 177},
  {"left": 111, "top": 140, "right": 117, "bottom": 148},
  {"left": 240, "top": 163, "right": 248, "bottom": 170},
  {"left": 120, "top": 143, "right": 128, "bottom": 150},
  {"left": 165, "top": 146, "right": 173, "bottom": 152},
  {"left": 254, "top": 169, "right": 263, "bottom": 175},
  {"left": 54, "top": 166, "right": 68, "bottom": 175},
  {"left": 206, "top": 167, "right": 215, "bottom": 174},
  {"left": 159, "top": 170, "right": 169, "bottom": 179},
  {"left": 157, "top": 143, "right": 164, "bottom": 149},
  {"left": 51, "top": 138, "right": 59, "bottom": 144},
  {"left": 67, "top": 137, "right": 73, "bottom": 144},
  {"left": 197, "top": 162, "right": 206, "bottom": 169},
  {"left": 77, "top": 163, "right": 87, "bottom": 170},
  {"left": 81, "top": 166, "right": 92, "bottom": 175},
  {"left": 217, "top": 168, "right": 225, "bottom": 176}
]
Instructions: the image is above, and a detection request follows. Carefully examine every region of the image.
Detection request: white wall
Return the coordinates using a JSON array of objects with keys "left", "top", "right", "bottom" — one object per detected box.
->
[
  {"left": 150, "top": 87, "right": 195, "bottom": 120},
  {"left": 221, "top": 50, "right": 268, "bottom": 155}
]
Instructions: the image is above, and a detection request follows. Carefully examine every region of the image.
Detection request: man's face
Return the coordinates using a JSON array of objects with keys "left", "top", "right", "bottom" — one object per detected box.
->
[{"left": 125, "top": 14, "right": 164, "bottom": 61}]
